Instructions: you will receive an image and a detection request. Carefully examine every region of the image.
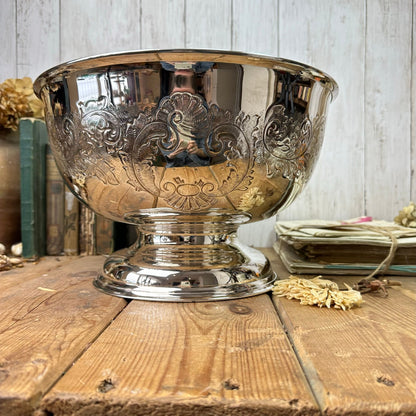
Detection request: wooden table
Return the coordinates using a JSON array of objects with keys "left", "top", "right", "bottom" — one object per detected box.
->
[{"left": 0, "top": 249, "right": 415, "bottom": 415}]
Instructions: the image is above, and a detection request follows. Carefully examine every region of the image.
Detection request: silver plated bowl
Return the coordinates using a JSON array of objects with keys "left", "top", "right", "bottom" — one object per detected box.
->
[{"left": 34, "top": 49, "right": 338, "bottom": 301}]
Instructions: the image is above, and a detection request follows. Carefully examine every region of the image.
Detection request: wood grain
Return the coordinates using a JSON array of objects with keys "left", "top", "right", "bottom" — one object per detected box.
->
[
  {"left": 16, "top": 0, "right": 60, "bottom": 80},
  {"left": 0, "top": 256, "right": 76, "bottom": 293},
  {"left": 278, "top": 0, "right": 366, "bottom": 222},
  {"left": 364, "top": 0, "right": 413, "bottom": 218},
  {"left": 60, "top": 0, "right": 141, "bottom": 62},
  {"left": 41, "top": 294, "right": 319, "bottom": 415},
  {"left": 232, "top": 0, "right": 278, "bottom": 55},
  {"left": 0, "top": 256, "right": 127, "bottom": 415},
  {"left": 268, "top": 248, "right": 416, "bottom": 415},
  {"left": 185, "top": 0, "right": 232, "bottom": 49},
  {"left": 232, "top": 0, "right": 279, "bottom": 248},
  {"left": 2, "top": 0, "right": 414, "bottom": 245},
  {"left": 412, "top": 0, "right": 416, "bottom": 201},
  {"left": 0, "top": 0, "right": 17, "bottom": 81},
  {"left": 142, "top": 0, "right": 185, "bottom": 49}
]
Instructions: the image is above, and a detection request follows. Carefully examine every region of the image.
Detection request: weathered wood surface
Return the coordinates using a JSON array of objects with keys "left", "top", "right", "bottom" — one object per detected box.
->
[
  {"left": 16, "top": 0, "right": 60, "bottom": 79},
  {"left": 0, "top": 256, "right": 127, "bottom": 415},
  {"left": 41, "top": 293, "right": 318, "bottom": 415},
  {"left": 0, "top": 0, "right": 17, "bottom": 81},
  {"left": 0, "top": 252, "right": 415, "bottom": 415},
  {"left": 0, "top": 256, "right": 75, "bottom": 292},
  {"left": 364, "top": 0, "right": 413, "bottom": 220},
  {"left": 267, "top": 248, "right": 416, "bottom": 416},
  {"left": 142, "top": 0, "right": 186, "bottom": 49},
  {"left": 278, "top": 0, "right": 367, "bottom": 221}
]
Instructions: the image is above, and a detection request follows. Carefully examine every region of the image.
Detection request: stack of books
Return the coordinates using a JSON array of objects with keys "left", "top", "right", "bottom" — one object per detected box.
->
[
  {"left": 19, "top": 118, "right": 136, "bottom": 258},
  {"left": 274, "top": 219, "right": 416, "bottom": 276}
]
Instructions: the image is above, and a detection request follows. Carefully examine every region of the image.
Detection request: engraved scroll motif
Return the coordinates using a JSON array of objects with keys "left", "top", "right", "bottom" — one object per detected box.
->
[
  {"left": 257, "top": 103, "right": 326, "bottom": 181},
  {"left": 51, "top": 92, "right": 324, "bottom": 211},
  {"left": 125, "top": 92, "right": 253, "bottom": 211},
  {"left": 48, "top": 97, "right": 123, "bottom": 193}
]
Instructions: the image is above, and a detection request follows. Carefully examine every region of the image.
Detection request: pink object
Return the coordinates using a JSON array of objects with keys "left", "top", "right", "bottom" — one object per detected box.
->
[{"left": 341, "top": 216, "right": 373, "bottom": 224}]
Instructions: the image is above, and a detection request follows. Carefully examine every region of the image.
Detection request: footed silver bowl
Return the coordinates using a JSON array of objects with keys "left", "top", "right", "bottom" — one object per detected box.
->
[{"left": 34, "top": 49, "right": 338, "bottom": 301}]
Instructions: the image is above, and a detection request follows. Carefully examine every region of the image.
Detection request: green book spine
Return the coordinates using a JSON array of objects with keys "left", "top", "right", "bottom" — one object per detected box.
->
[{"left": 19, "top": 118, "right": 48, "bottom": 258}]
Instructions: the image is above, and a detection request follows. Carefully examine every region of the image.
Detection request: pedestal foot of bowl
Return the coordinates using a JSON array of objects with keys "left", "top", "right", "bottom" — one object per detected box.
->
[{"left": 94, "top": 226, "right": 276, "bottom": 302}]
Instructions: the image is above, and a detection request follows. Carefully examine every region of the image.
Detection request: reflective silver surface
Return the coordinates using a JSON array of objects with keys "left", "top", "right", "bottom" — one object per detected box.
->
[{"left": 34, "top": 49, "right": 338, "bottom": 301}]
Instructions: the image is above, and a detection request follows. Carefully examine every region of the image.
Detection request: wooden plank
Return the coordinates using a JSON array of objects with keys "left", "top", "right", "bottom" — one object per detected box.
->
[
  {"left": 0, "top": 255, "right": 76, "bottom": 292},
  {"left": 41, "top": 295, "right": 319, "bottom": 415},
  {"left": 232, "top": 0, "right": 279, "bottom": 248},
  {"left": 232, "top": 0, "right": 278, "bottom": 56},
  {"left": 412, "top": 0, "right": 416, "bottom": 201},
  {"left": 0, "top": 256, "right": 127, "bottom": 415},
  {"left": 185, "top": 0, "right": 232, "bottom": 49},
  {"left": 16, "top": 0, "right": 60, "bottom": 80},
  {"left": 142, "top": 0, "right": 185, "bottom": 49},
  {"left": 60, "top": 0, "right": 141, "bottom": 62},
  {"left": 278, "top": 0, "right": 366, "bottom": 222},
  {"left": 364, "top": 0, "right": 412, "bottom": 219},
  {"left": 269, "top": 249, "right": 416, "bottom": 415},
  {"left": 0, "top": 0, "right": 17, "bottom": 81}
]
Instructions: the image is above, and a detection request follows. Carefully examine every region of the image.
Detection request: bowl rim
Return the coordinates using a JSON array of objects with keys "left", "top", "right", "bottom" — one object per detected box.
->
[{"left": 33, "top": 48, "right": 338, "bottom": 100}]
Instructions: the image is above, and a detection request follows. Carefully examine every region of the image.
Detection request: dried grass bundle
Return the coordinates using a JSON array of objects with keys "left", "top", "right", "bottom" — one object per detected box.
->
[{"left": 272, "top": 275, "right": 363, "bottom": 310}]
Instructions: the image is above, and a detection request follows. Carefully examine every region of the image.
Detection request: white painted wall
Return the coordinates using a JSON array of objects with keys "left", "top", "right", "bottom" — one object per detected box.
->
[{"left": 1, "top": 0, "right": 414, "bottom": 247}]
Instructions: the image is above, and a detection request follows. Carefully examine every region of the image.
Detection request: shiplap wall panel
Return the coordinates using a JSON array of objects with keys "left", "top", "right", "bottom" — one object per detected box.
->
[
  {"left": 16, "top": 0, "right": 59, "bottom": 80},
  {"left": 142, "top": 0, "right": 185, "bottom": 49},
  {"left": 60, "top": 0, "right": 141, "bottom": 63},
  {"left": 278, "top": 0, "right": 366, "bottom": 223},
  {"left": 232, "top": 0, "right": 279, "bottom": 247},
  {"left": 412, "top": 0, "right": 416, "bottom": 201},
  {"left": 1, "top": 0, "right": 415, "bottom": 246},
  {"left": 364, "top": 0, "right": 412, "bottom": 219},
  {"left": 0, "top": 0, "right": 17, "bottom": 81},
  {"left": 232, "top": 0, "right": 278, "bottom": 55},
  {"left": 185, "top": 0, "right": 232, "bottom": 49}
]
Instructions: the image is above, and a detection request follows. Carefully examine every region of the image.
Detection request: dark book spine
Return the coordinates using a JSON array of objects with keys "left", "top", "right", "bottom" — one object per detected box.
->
[
  {"left": 36, "top": 121, "right": 48, "bottom": 257},
  {"left": 95, "top": 215, "right": 115, "bottom": 255},
  {"left": 79, "top": 204, "right": 96, "bottom": 256},
  {"left": 46, "top": 145, "right": 64, "bottom": 255},
  {"left": 19, "top": 118, "right": 47, "bottom": 258}
]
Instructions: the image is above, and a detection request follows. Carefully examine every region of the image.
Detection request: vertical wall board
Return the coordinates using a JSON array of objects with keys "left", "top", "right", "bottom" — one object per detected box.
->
[
  {"left": 0, "top": 0, "right": 17, "bottom": 81},
  {"left": 364, "top": 0, "right": 412, "bottom": 219},
  {"left": 232, "top": 0, "right": 278, "bottom": 55},
  {"left": 233, "top": 0, "right": 279, "bottom": 247},
  {"left": 6, "top": 0, "right": 414, "bottom": 246},
  {"left": 16, "top": 0, "right": 60, "bottom": 80},
  {"left": 60, "top": 0, "right": 141, "bottom": 63},
  {"left": 185, "top": 0, "right": 232, "bottom": 49},
  {"left": 412, "top": 0, "right": 416, "bottom": 200},
  {"left": 142, "top": 0, "right": 185, "bottom": 49},
  {"left": 278, "top": 0, "right": 366, "bottom": 222}
]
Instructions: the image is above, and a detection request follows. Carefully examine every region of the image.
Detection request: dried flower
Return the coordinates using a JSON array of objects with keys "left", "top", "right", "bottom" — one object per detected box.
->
[
  {"left": 394, "top": 202, "right": 416, "bottom": 228},
  {"left": 0, "top": 77, "right": 44, "bottom": 131},
  {"left": 0, "top": 253, "right": 23, "bottom": 271},
  {"left": 272, "top": 275, "right": 363, "bottom": 310},
  {"left": 238, "top": 187, "right": 265, "bottom": 211}
]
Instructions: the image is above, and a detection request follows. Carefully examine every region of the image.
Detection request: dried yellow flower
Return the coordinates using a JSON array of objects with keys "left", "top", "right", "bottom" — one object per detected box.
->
[
  {"left": 0, "top": 77, "right": 44, "bottom": 130},
  {"left": 238, "top": 186, "right": 265, "bottom": 211},
  {"left": 272, "top": 275, "right": 363, "bottom": 310},
  {"left": 394, "top": 202, "right": 416, "bottom": 228}
]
